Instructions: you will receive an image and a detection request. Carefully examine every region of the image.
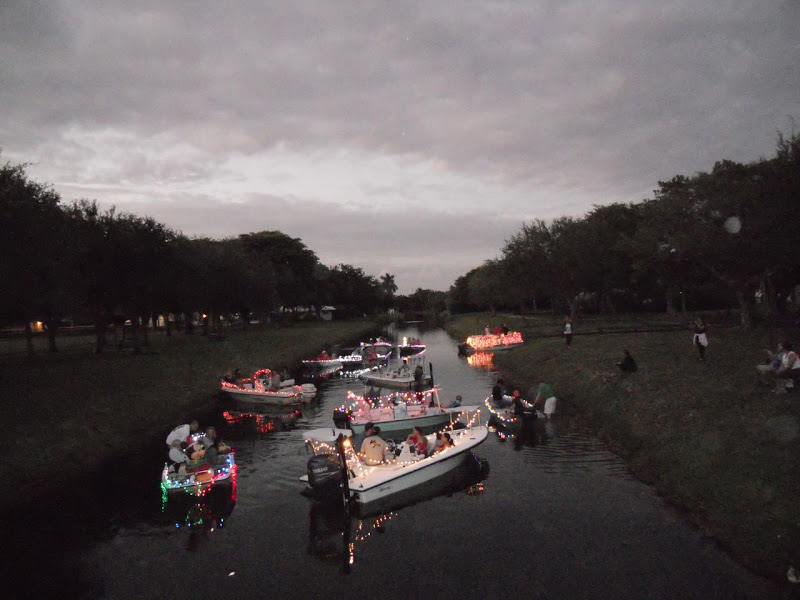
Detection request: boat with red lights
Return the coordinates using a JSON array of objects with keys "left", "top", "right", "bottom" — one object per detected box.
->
[
  {"left": 457, "top": 331, "right": 524, "bottom": 355},
  {"left": 220, "top": 368, "right": 317, "bottom": 405}
]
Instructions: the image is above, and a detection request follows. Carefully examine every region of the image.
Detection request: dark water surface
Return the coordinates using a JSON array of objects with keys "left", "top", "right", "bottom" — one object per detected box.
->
[{"left": 14, "top": 327, "right": 788, "bottom": 599}]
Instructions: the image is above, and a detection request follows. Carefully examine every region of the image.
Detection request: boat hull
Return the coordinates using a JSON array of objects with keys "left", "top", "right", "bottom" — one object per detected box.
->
[
  {"left": 161, "top": 451, "right": 237, "bottom": 495},
  {"left": 221, "top": 387, "right": 306, "bottom": 405},
  {"left": 347, "top": 426, "right": 488, "bottom": 505}
]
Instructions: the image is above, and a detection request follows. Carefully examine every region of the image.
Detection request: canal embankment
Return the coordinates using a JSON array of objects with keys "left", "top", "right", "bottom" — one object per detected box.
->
[
  {"left": 0, "top": 320, "right": 379, "bottom": 512},
  {"left": 446, "top": 313, "right": 800, "bottom": 585}
]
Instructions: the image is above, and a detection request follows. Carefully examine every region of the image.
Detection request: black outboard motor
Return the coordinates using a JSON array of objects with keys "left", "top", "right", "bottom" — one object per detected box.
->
[
  {"left": 307, "top": 453, "right": 345, "bottom": 500},
  {"left": 332, "top": 407, "right": 352, "bottom": 426}
]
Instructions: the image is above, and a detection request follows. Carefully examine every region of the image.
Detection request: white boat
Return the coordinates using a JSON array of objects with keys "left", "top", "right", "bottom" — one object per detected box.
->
[
  {"left": 161, "top": 450, "right": 237, "bottom": 496},
  {"left": 458, "top": 331, "right": 524, "bottom": 355},
  {"left": 359, "top": 352, "right": 433, "bottom": 391},
  {"left": 336, "top": 387, "right": 480, "bottom": 435},
  {"left": 301, "top": 413, "right": 488, "bottom": 507},
  {"left": 220, "top": 368, "right": 317, "bottom": 405}
]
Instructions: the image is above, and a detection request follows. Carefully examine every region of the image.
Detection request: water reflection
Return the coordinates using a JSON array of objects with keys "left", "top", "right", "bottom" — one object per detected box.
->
[
  {"left": 222, "top": 408, "right": 302, "bottom": 434},
  {"left": 159, "top": 481, "right": 238, "bottom": 552},
  {"left": 465, "top": 351, "right": 495, "bottom": 370},
  {"left": 306, "top": 454, "right": 489, "bottom": 574}
]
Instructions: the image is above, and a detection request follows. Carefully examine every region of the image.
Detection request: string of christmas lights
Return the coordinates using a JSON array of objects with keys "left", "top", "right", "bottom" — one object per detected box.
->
[{"left": 464, "top": 331, "right": 523, "bottom": 351}]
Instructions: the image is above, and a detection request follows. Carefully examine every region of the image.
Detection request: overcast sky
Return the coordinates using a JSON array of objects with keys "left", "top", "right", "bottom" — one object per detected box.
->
[{"left": 1, "top": 1, "right": 798, "bottom": 293}]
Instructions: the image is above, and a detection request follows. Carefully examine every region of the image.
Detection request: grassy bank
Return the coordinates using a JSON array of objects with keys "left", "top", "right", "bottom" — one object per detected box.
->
[
  {"left": 0, "top": 320, "right": 378, "bottom": 509},
  {"left": 447, "top": 313, "right": 800, "bottom": 584}
]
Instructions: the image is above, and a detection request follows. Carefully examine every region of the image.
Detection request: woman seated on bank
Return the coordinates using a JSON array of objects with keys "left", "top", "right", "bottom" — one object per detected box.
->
[{"left": 405, "top": 427, "right": 428, "bottom": 456}]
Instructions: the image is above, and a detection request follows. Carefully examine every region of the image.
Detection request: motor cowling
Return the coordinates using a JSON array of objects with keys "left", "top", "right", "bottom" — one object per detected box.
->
[{"left": 307, "top": 453, "right": 345, "bottom": 499}]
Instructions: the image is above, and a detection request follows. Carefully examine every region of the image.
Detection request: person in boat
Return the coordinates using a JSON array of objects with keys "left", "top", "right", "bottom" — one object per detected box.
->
[
  {"left": 360, "top": 424, "right": 391, "bottom": 465},
  {"left": 484, "top": 324, "right": 491, "bottom": 335},
  {"left": 185, "top": 440, "right": 209, "bottom": 471},
  {"left": 511, "top": 390, "right": 533, "bottom": 416},
  {"left": 617, "top": 349, "right": 638, "bottom": 374},
  {"left": 269, "top": 370, "right": 282, "bottom": 391},
  {"left": 492, "top": 379, "right": 512, "bottom": 408},
  {"left": 318, "top": 349, "right": 330, "bottom": 360},
  {"left": 432, "top": 431, "right": 446, "bottom": 453},
  {"left": 200, "top": 426, "right": 230, "bottom": 465},
  {"left": 413, "top": 364, "right": 425, "bottom": 392},
  {"left": 533, "top": 382, "right": 557, "bottom": 419},
  {"left": 166, "top": 420, "right": 200, "bottom": 450},
  {"left": 405, "top": 427, "right": 428, "bottom": 456},
  {"left": 501, "top": 323, "right": 509, "bottom": 335},
  {"left": 438, "top": 394, "right": 463, "bottom": 408}
]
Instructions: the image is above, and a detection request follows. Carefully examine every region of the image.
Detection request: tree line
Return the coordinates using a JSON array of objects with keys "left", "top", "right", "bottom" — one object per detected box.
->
[
  {"left": 448, "top": 131, "right": 800, "bottom": 329},
  {"left": 0, "top": 154, "right": 403, "bottom": 354}
]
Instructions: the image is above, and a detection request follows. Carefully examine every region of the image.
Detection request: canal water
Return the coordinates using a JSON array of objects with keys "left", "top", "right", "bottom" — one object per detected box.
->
[{"left": 13, "top": 326, "right": 787, "bottom": 599}]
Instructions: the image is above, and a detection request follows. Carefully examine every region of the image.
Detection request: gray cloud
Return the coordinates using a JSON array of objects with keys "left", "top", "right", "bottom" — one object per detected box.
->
[{"left": 2, "top": 0, "right": 798, "bottom": 293}]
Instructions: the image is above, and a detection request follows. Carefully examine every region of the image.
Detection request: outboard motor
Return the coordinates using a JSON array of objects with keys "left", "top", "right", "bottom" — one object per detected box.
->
[
  {"left": 332, "top": 407, "right": 351, "bottom": 426},
  {"left": 307, "top": 453, "right": 346, "bottom": 500}
]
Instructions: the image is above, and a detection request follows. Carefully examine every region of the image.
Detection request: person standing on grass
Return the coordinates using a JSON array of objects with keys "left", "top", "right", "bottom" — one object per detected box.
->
[
  {"left": 692, "top": 317, "right": 708, "bottom": 361},
  {"left": 564, "top": 316, "right": 573, "bottom": 347}
]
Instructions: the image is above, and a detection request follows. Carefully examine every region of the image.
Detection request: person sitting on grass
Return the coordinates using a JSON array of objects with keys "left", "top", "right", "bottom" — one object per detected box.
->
[
  {"left": 773, "top": 341, "right": 800, "bottom": 394},
  {"left": 618, "top": 349, "right": 638, "bottom": 374},
  {"left": 756, "top": 343, "right": 787, "bottom": 387}
]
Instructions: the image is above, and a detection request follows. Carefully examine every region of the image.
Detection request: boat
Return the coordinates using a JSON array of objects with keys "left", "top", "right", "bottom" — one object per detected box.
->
[
  {"left": 358, "top": 351, "right": 434, "bottom": 391},
  {"left": 302, "top": 340, "right": 394, "bottom": 371},
  {"left": 333, "top": 387, "right": 480, "bottom": 435},
  {"left": 457, "top": 331, "right": 524, "bottom": 355},
  {"left": 161, "top": 450, "right": 237, "bottom": 497},
  {"left": 301, "top": 411, "right": 488, "bottom": 507},
  {"left": 220, "top": 369, "right": 317, "bottom": 405},
  {"left": 483, "top": 396, "right": 542, "bottom": 441},
  {"left": 397, "top": 338, "right": 426, "bottom": 359}
]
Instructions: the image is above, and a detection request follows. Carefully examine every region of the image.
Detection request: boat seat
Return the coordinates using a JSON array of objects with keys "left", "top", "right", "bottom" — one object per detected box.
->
[
  {"left": 406, "top": 405, "right": 426, "bottom": 417},
  {"left": 369, "top": 408, "right": 394, "bottom": 422}
]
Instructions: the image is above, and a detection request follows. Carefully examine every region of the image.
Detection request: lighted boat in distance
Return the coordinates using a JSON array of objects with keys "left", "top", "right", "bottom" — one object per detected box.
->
[
  {"left": 301, "top": 410, "right": 488, "bottom": 507},
  {"left": 333, "top": 387, "right": 479, "bottom": 436},
  {"left": 457, "top": 331, "right": 524, "bottom": 355},
  {"left": 359, "top": 350, "right": 433, "bottom": 391},
  {"left": 220, "top": 368, "right": 317, "bottom": 405}
]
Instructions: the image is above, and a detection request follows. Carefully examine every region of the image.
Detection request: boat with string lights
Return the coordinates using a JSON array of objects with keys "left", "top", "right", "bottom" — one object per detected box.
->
[
  {"left": 483, "top": 396, "right": 541, "bottom": 440},
  {"left": 333, "top": 387, "right": 480, "bottom": 436},
  {"left": 358, "top": 352, "right": 434, "bottom": 391},
  {"left": 457, "top": 331, "right": 524, "bottom": 355},
  {"left": 301, "top": 410, "right": 488, "bottom": 507},
  {"left": 301, "top": 340, "right": 392, "bottom": 371},
  {"left": 220, "top": 369, "right": 317, "bottom": 405},
  {"left": 161, "top": 450, "right": 237, "bottom": 497}
]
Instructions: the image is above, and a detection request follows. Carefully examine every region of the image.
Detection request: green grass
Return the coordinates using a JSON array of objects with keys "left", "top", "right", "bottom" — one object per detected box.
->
[
  {"left": 447, "top": 312, "right": 800, "bottom": 582},
  {"left": 0, "top": 320, "right": 378, "bottom": 508}
]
